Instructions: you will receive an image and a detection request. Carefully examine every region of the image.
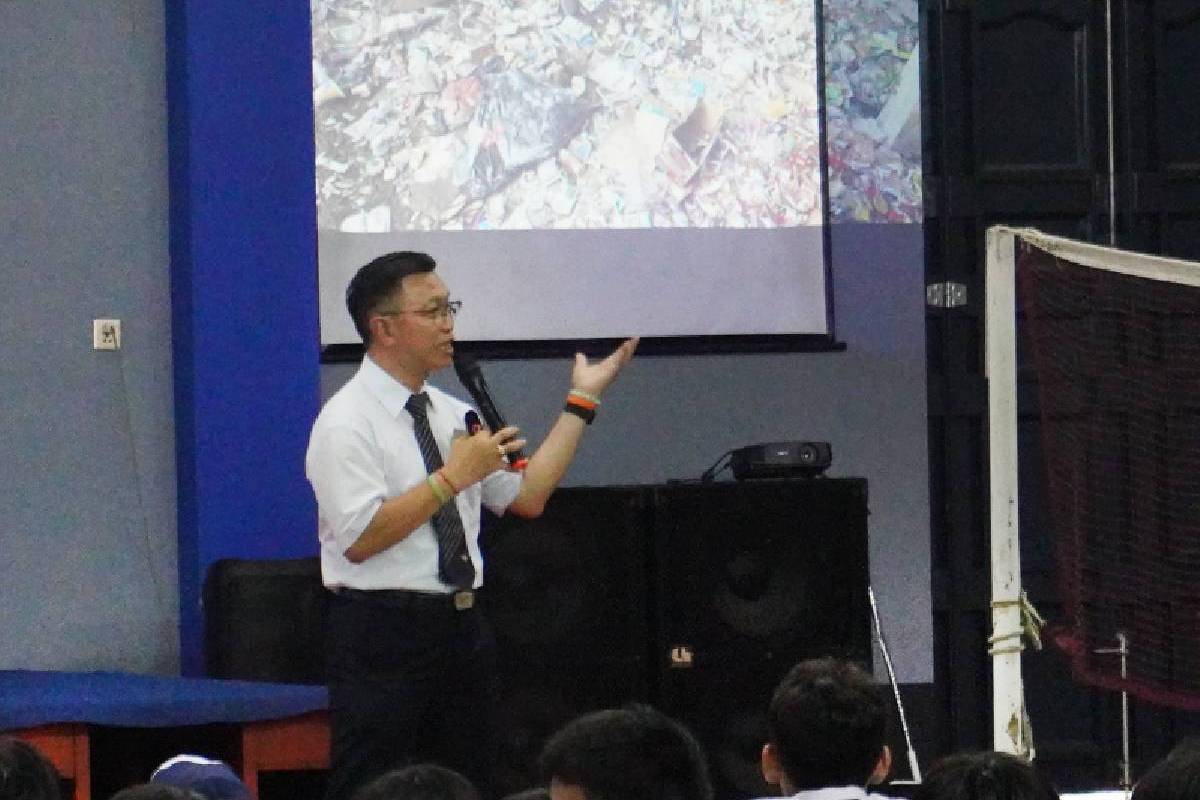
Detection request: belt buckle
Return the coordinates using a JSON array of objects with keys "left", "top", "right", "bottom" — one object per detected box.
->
[{"left": 453, "top": 590, "right": 475, "bottom": 611}]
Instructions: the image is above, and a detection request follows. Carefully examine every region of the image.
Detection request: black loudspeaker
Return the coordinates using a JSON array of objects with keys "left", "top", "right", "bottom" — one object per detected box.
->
[
  {"left": 652, "top": 479, "right": 872, "bottom": 800},
  {"left": 203, "top": 557, "right": 327, "bottom": 684},
  {"left": 480, "top": 487, "right": 651, "bottom": 795},
  {"left": 200, "top": 480, "right": 873, "bottom": 800}
]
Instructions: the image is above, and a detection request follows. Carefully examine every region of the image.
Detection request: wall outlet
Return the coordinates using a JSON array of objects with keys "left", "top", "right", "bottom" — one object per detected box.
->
[{"left": 93, "top": 319, "right": 121, "bottom": 350}]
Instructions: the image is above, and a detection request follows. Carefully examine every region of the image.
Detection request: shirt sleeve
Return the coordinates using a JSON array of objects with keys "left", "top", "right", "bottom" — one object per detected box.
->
[
  {"left": 306, "top": 423, "right": 387, "bottom": 550},
  {"left": 479, "top": 466, "right": 523, "bottom": 514}
]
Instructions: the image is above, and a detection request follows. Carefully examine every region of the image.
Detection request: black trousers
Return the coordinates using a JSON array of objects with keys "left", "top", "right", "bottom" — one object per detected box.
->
[{"left": 323, "top": 589, "right": 500, "bottom": 800}]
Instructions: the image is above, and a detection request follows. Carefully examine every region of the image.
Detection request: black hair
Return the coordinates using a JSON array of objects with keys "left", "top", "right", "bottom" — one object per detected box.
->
[
  {"left": 350, "top": 764, "right": 480, "bottom": 800},
  {"left": 539, "top": 705, "right": 711, "bottom": 800},
  {"left": 914, "top": 752, "right": 1059, "bottom": 800},
  {"left": 0, "top": 737, "right": 62, "bottom": 800},
  {"left": 345, "top": 251, "right": 437, "bottom": 344},
  {"left": 766, "top": 657, "right": 888, "bottom": 789},
  {"left": 1132, "top": 738, "right": 1200, "bottom": 800}
]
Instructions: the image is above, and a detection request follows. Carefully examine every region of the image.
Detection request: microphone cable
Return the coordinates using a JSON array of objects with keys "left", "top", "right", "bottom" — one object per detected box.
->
[{"left": 699, "top": 449, "right": 734, "bottom": 482}]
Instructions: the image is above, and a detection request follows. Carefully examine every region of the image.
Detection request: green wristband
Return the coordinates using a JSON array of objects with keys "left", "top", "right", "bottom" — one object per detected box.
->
[{"left": 427, "top": 473, "right": 450, "bottom": 505}]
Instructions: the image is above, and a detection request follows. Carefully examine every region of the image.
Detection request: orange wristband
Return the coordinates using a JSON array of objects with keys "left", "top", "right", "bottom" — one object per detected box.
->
[{"left": 566, "top": 392, "right": 598, "bottom": 410}]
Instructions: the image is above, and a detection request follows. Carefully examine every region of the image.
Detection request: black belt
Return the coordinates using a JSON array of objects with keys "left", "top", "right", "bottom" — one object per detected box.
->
[{"left": 332, "top": 586, "right": 476, "bottom": 611}]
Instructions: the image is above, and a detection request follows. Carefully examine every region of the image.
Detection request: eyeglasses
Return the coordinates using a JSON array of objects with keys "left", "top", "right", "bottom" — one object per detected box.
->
[{"left": 378, "top": 300, "right": 462, "bottom": 323}]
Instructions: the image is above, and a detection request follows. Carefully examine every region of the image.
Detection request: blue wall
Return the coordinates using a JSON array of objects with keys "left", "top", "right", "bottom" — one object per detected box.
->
[{"left": 166, "top": 2, "right": 322, "bottom": 674}]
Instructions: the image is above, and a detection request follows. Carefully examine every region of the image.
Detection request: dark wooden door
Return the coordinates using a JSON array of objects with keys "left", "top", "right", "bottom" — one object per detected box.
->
[{"left": 924, "top": 0, "right": 1200, "bottom": 787}]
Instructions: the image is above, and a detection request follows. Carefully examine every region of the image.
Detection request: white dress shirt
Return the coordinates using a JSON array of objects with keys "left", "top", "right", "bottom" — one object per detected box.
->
[
  {"left": 306, "top": 355, "right": 522, "bottom": 591},
  {"left": 754, "top": 788, "right": 897, "bottom": 800}
]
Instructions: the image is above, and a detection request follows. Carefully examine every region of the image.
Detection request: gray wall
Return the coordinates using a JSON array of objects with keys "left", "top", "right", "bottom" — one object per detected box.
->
[
  {"left": 321, "top": 222, "right": 933, "bottom": 681},
  {"left": 0, "top": 2, "right": 929, "bottom": 682},
  {"left": 0, "top": 3, "right": 178, "bottom": 673}
]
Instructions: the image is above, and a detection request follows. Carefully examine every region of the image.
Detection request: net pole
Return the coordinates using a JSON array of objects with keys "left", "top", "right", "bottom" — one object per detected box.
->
[
  {"left": 985, "top": 226, "right": 1029, "bottom": 755},
  {"left": 1095, "top": 633, "right": 1133, "bottom": 790},
  {"left": 1105, "top": 0, "right": 1117, "bottom": 245}
]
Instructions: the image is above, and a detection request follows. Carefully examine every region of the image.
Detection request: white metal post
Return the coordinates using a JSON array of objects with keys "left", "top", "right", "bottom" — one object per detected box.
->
[{"left": 985, "top": 226, "right": 1029, "bottom": 755}]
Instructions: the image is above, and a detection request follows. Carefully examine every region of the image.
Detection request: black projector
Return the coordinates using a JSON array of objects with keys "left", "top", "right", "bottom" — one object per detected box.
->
[{"left": 730, "top": 441, "right": 832, "bottom": 480}]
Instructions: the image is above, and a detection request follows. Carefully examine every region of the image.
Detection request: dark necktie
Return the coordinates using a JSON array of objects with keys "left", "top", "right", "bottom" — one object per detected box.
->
[{"left": 405, "top": 391, "right": 475, "bottom": 589}]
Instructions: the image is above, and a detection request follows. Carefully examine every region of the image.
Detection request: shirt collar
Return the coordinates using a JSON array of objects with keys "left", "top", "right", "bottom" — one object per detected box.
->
[
  {"left": 791, "top": 787, "right": 871, "bottom": 800},
  {"left": 358, "top": 354, "right": 426, "bottom": 419}
]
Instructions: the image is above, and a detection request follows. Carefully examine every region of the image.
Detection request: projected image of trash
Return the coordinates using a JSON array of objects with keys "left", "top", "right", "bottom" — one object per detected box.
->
[
  {"left": 312, "top": 0, "right": 827, "bottom": 232},
  {"left": 822, "top": 0, "right": 920, "bottom": 223}
]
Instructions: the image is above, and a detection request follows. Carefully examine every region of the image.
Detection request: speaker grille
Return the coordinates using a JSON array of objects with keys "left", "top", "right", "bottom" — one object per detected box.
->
[
  {"left": 482, "top": 487, "right": 652, "bottom": 794},
  {"left": 653, "top": 479, "right": 872, "bottom": 799},
  {"left": 482, "top": 487, "right": 650, "bottom": 663}
]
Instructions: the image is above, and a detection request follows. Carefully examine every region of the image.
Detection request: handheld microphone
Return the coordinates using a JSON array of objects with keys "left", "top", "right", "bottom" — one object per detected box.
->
[{"left": 453, "top": 352, "right": 528, "bottom": 470}]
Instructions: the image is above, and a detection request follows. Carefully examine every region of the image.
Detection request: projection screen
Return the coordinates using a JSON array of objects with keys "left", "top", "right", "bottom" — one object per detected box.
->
[{"left": 312, "top": 0, "right": 833, "bottom": 346}]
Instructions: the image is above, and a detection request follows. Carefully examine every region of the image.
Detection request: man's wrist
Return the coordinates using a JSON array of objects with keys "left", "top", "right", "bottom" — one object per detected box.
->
[
  {"left": 568, "top": 388, "right": 602, "bottom": 405},
  {"left": 440, "top": 465, "right": 471, "bottom": 492},
  {"left": 435, "top": 468, "right": 461, "bottom": 495},
  {"left": 564, "top": 392, "right": 598, "bottom": 424},
  {"left": 426, "top": 473, "right": 451, "bottom": 506}
]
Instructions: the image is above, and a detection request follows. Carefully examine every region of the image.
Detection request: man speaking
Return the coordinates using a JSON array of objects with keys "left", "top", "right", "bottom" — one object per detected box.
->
[{"left": 306, "top": 251, "right": 638, "bottom": 800}]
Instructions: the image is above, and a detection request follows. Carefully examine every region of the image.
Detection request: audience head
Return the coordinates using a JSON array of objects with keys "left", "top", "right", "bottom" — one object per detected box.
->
[
  {"left": 109, "top": 785, "right": 202, "bottom": 800},
  {"left": 346, "top": 251, "right": 437, "bottom": 344},
  {"left": 539, "top": 704, "right": 712, "bottom": 800},
  {"left": 351, "top": 764, "right": 480, "bottom": 800},
  {"left": 1132, "top": 737, "right": 1200, "bottom": 800},
  {"left": 0, "top": 737, "right": 62, "bottom": 800},
  {"left": 762, "top": 657, "right": 890, "bottom": 792},
  {"left": 915, "top": 752, "right": 1058, "bottom": 800},
  {"left": 149, "top": 755, "right": 249, "bottom": 800}
]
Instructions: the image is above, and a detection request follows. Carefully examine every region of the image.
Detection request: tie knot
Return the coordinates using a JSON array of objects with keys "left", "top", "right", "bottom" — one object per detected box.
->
[{"left": 405, "top": 391, "right": 429, "bottom": 418}]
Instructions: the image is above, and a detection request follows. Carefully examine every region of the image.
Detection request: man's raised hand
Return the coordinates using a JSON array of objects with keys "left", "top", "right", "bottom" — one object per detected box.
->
[{"left": 570, "top": 337, "right": 639, "bottom": 398}]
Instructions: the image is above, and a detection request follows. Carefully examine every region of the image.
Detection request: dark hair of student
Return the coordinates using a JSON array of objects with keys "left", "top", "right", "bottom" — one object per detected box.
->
[
  {"left": 1132, "top": 738, "right": 1200, "bottom": 800},
  {"left": 767, "top": 657, "right": 888, "bottom": 789},
  {"left": 350, "top": 763, "right": 480, "bottom": 800},
  {"left": 0, "top": 737, "right": 63, "bottom": 800},
  {"left": 539, "top": 705, "right": 712, "bottom": 800},
  {"left": 914, "top": 752, "right": 1059, "bottom": 800}
]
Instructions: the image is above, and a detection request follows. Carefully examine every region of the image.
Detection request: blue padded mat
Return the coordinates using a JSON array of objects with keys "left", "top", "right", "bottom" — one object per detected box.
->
[{"left": 0, "top": 671, "right": 327, "bottom": 730}]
